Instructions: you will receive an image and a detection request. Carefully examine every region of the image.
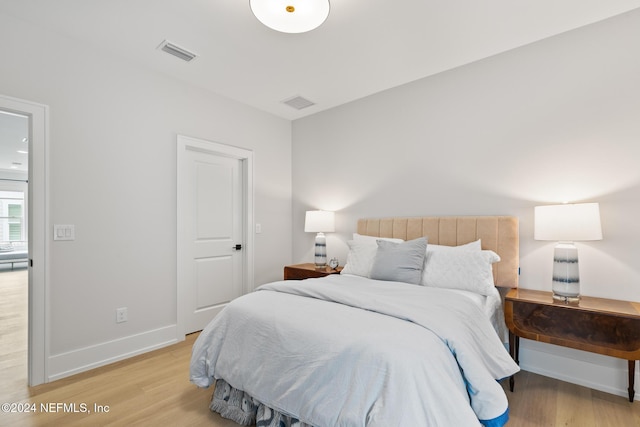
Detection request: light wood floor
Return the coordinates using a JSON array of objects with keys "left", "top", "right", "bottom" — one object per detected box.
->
[
  {"left": 2, "top": 269, "right": 639, "bottom": 426},
  {"left": 0, "top": 332, "right": 235, "bottom": 427},
  {"left": 0, "top": 268, "right": 28, "bottom": 404},
  {"left": 502, "top": 370, "right": 640, "bottom": 426}
]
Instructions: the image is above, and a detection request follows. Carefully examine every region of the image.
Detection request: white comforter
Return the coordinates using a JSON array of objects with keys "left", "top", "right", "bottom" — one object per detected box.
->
[{"left": 190, "top": 275, "right": 519, "bottom": 426}]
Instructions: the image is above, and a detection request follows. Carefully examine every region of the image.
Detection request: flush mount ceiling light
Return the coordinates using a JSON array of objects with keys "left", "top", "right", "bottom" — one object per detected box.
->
[{"left": 250, "top": 0, "right": 330, "bottom": 33}]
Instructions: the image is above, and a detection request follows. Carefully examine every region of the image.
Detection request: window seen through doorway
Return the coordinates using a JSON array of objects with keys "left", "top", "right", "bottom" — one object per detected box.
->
[{"left": 0, "top": 190, "right": 25, "bottom": 250}]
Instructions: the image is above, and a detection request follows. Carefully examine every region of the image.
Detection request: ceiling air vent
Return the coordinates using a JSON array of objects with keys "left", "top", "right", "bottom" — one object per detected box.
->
[
  {"left": 157, "top": 40, "right": 197, "bottom": 62},
  {"left": 282, "top": 95, "right": 315, "bottom": 110}
]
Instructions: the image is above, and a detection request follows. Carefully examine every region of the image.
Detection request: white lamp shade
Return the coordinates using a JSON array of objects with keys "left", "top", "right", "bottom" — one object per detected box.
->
[
  {"left": 250, "top": 0, "right": 330, "bottom": 34},
  {"left": 304, "top": 210, "right": 335, "bottom": 233},
  {"left": 534, "top": 203, "right": 602, "bottom": 242}
]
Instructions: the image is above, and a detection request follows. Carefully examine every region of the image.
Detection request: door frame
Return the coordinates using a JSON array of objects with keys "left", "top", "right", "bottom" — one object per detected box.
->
[
  {"left": 176, "top": 135, "right": 254, "bottom": 339},
  {"left": 0, "top": 94, "right": 49, "bottom": 386}
]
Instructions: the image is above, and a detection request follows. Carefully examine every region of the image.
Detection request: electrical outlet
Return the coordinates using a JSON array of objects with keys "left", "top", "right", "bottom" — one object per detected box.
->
[{"left": 116, "top": 307, "right": 128, "bottom": 323}]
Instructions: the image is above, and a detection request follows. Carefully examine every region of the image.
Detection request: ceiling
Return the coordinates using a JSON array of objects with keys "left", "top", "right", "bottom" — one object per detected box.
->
[{"left": 1, "top": 0, "right": 640, "bottom": 125}]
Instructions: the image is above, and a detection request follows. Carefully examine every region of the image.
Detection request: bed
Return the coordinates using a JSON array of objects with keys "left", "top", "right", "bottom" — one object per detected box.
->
[{"left": 190, "top": 216, "right": 520, "bottom": 427}]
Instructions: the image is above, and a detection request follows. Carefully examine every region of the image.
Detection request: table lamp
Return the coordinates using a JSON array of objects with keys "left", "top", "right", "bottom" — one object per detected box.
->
[
  {"left": 304, "top": 210, "right": 335, "bottom": 268},
  {"left": 534, "top": 202, "right": 602, "bottom": 302}
]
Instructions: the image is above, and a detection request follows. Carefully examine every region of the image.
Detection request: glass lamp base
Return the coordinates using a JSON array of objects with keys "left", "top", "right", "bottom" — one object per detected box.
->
[
  {"left": 314, "top": 232, "right": 327, "bottom": 268},
  {"left": 552, "top": 242, "right": 580, "bottom": 303}
]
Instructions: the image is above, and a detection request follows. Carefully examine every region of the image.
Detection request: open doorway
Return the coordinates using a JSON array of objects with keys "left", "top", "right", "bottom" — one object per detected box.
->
[
  {"left": 0, "top": 110, "right": 29, "bottom": 398},
  {"left": 0, "top": 94, "right": 48, "bottom": 387}
]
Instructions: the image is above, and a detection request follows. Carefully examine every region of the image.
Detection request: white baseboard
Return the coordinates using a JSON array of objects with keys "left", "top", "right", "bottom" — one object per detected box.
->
[
  {"left": 518, "top": 339, "right": 637, "bottom": 400},
  {"left": 48, "top": 325, "right": 178, "bottom": 382}
]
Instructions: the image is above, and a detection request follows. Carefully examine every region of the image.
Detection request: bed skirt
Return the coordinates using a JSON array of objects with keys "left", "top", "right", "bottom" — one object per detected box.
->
[{"left": 210, "top": 379, "right": 313, "bottom": 427}]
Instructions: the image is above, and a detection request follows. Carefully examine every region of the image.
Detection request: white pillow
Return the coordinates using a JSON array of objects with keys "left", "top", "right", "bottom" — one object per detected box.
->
[
  {"left": 427, "top": 239, "right": 481, "bottom": 252},
  {"left": 342, "top": 235, "right": 404, "bottom": 277},
  {"left": 341, "top": 240, "right": 378, "bottom": 277},
  {"left": 421, "top": 249, "right": 500, "bottom": 296},
  {"left": 352, "top": 233, "right": 404, "bottom": 244}
]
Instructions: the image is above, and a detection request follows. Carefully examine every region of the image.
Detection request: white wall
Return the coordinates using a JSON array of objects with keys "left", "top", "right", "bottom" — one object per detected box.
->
[
  {"left": 0, "top": 12, "right": 292, "bottom": 380},
  {"left": 292, "top": 9, "right": 640, "bottom": 398}
]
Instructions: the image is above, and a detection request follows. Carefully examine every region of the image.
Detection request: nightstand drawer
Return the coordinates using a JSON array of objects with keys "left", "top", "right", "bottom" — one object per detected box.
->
[{"left": 511, "top": 301, "right": 640, "bottom": 355}]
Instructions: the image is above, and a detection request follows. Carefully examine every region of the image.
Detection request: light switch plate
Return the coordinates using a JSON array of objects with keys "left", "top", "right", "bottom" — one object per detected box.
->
[{"left": 53, "top": 224, "right": 75, "bottom": 241}]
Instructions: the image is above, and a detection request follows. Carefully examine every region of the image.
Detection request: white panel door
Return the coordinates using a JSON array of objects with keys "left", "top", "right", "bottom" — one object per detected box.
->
[{"left": 183, "top": 148, "right": 243, "bottom": 333}]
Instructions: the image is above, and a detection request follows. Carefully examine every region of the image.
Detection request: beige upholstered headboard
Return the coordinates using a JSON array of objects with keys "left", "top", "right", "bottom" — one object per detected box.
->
[{"left": 357, "top": 216, "right": 519, "bottom": 288}]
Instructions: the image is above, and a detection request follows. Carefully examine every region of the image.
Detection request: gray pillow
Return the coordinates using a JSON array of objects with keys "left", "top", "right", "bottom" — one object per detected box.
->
[{"left": 369, "top": 237, "right": 427, "bottom": 285}]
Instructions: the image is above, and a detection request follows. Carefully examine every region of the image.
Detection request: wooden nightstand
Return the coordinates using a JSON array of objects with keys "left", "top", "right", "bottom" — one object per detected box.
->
[
  {"left": 505, "top": 288, "right": 640, "bottom": 402},
  {"left": 283, "top": 263, "right": 342, "bottom": 280}
]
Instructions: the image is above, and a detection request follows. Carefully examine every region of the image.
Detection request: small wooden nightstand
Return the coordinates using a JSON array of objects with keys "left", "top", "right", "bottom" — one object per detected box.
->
[
  {"left": 283, "top": 263, "right": 342, "bottom": 280},
  {"left": 504, "top": 288, "right": 640, "bottom": 402}
]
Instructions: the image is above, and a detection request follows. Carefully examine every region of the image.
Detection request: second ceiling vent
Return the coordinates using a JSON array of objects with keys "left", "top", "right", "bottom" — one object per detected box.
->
[
  {"left": 157, "top": 40, "right": 197, "bottom": 62},
  {"left": 282, "top": 95, "right": 316, "bottom": 110}
]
